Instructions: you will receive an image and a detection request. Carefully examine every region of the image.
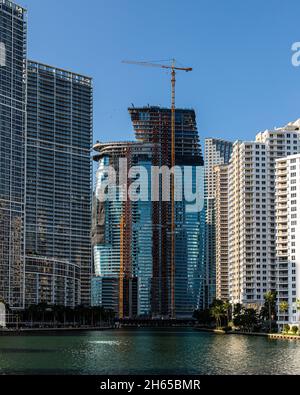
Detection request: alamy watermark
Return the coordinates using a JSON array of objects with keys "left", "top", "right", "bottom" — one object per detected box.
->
[
  {"left": 0, "top": 42, "right": 5, "bottom": 67},
  {"left": 95, "top": 159, "right": 204, "bottom": 213},
  {"left": 291, "top": 42, "right": 300, "bottom": 67}
]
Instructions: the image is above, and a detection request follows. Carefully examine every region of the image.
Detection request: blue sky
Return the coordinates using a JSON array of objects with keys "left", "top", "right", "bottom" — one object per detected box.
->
[{"left": 22, "top": 0, "right": 300, "bottom": 144}]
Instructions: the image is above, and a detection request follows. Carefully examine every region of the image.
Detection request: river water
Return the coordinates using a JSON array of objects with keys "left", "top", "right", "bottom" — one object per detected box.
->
[{"left": 0, "top": 328, "right": 299, "bottom": 375}]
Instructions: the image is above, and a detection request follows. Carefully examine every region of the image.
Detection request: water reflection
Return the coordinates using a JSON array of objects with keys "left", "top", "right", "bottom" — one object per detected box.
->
[{"left": 0, "top": 329, "right": 299, "bottom": 375}]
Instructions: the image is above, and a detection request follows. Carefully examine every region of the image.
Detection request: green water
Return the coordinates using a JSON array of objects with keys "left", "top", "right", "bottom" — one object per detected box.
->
[{"left": 0, "top": 328, "right": 299, "bottom": 375}]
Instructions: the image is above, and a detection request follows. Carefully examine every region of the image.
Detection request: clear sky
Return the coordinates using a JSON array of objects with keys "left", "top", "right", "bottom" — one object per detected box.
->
[{"left": 21, "top": 0, "right": 300, "bottom": 145}]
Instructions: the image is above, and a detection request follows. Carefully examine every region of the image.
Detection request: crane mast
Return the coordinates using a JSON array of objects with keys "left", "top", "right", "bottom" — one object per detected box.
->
[
  {"left": 119, "top": 215, "right": 125, "bottom": 319},
  {"left": 123, "top": 59, "right": 192, "bottom": 319},
  {"left": 170, "top": 64, "right": 176, "bottom": 319}
]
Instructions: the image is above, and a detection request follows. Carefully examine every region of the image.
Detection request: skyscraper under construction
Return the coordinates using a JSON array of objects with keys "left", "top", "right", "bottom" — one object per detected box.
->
[{"left": 92, "top": 106, "right": 205, "bottom": 319}]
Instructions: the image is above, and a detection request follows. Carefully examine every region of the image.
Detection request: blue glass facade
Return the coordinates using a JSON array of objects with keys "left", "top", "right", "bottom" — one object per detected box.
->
[
  {"left": 92, "top": 155, "right": 123, "bottom": 312},
  {"left": 0, "top": 1, "right": 27, "bottom": 309},
  {"left": 133, "top": 160, "right": 153, "bottom": 316},
  {"left": 174, "top": 166, "right": 205, "bottom": 317},
  {"left": 92, "top": 107, "right": 205, "bottom": 319},
  {"left": 129, "top": 107, "right": 204, "bottom": 318}
]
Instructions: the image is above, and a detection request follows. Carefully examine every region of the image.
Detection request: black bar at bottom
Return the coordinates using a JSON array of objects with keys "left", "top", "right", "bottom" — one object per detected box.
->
[{"left": 0, "top": 375, "right": 296, "bottom": 393}]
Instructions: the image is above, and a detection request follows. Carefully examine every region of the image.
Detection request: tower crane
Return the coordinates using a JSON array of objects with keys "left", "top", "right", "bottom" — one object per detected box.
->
[{"left": 122, "top": 59, "right": 193, "bottom": 319}]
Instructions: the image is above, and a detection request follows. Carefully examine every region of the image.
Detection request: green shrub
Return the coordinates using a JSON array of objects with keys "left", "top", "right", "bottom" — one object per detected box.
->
[
  {"left": 283, "top": 324, "right": 290, "bottom": 333},
  {"left": 291, "top": 326, "right": 299, "bottom": 335}
]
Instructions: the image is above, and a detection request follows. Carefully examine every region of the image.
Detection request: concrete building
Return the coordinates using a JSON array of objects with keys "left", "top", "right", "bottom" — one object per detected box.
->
[
  {"left": 214, "top": 164, "right": 230, "bottom": 301},
  {"left": 276, "top": 153, "right": 300, "bottom": 328},
  {"left": 25, "top": 61, "right": 93, "bottom": 307},
  {"left": 0, "top": 1, "right": 27, "bottom": 309},
  {"left": 228, "top": 120, "right": 300, "bottom": 308},
  {"left": 204, "top": 138, "right": 232, "bottom": 307}
]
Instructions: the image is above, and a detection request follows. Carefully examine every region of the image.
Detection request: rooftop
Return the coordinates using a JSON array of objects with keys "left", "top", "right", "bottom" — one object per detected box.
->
[
  {"left": 128, "top": 105, "right": 195, "bottom": 112},
  {"left": 28, "top": 60, "right": 92, "bottom": 85},
  {"left": 0, "top": 0, "right": 26, "bottom": 14}
]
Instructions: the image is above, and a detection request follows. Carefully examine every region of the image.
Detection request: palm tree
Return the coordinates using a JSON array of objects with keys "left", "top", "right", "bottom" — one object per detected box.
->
[
  {"left": 279, "top": 301, "right": 289, "bottom": 322},
  {"left": 279, "top": 301, "right": 289, "bottom": 312},
  {"left": 242, "top": 308, "right": 258, "bottom": 332},
  {"left": 36, "top": 303, "right": 49, "bottom": 326},
  {"left": 107, "top": 309, "right": 116, "bottom": 326},
  {"left": 210, "top": 304, "right": 224, "bottom": 329},
  {"left": 74, "top": 305, "right": 88, "bottom": 326},
  {"left": 295, "top": 299, "right": 300, "bottom": 323},
  {"left": 64, "top": 306, "right": 73, "bottom": 326},
  {"left": 223, "top": 301, "right": 231, "bottom": 326},
  {"left": 51, "top": 305, "right": 65, "bottom": 327},
  {"left": 28, "top": 305, "right": 39, "bottom": 327},
  {"left": 264, "top": 291, "right": 277, "bottom": 333},
  {"left": 233, "top": 303, "right": 244, "bottom": 328}
]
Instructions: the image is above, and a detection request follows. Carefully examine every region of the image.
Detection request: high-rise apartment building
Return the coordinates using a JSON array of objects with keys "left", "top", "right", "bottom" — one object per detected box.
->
[
  {"left": 204, "top": 138, "right": 232, "bottom": 307},
  {"left": 92, "top": 107, "right": 205, "bottom": 318},
  {"left": 228, "top": 121, "right": 300, "bottom": 307},
  {"left": 0, "top": 1, "right": 27, "bottom": 309},
  {"left": 214, "top": 164, "right": 230, "bottom": 301},
  {"left": 25, "top": 61, "right": 93, "bottom": 307},
  {"left": 276, "top": 152, "right": 300, "bottom": 328}
]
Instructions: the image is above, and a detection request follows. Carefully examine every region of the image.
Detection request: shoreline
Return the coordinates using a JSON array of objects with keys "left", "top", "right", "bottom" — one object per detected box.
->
[
  {"left": 1, "top": 326, "right": 300, "bottom": 341},
  {"left": 194, "top": 327, "right": 300, "bottom": 340},
  {"left": 0, "top": 326, "right": 114, "bottom": 335}
]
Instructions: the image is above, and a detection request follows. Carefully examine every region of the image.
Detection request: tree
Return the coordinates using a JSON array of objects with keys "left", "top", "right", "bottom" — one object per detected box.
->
[
  {"left": 279, "top": 301, "right": 289, "bottom": 314},
  {"left": 291, "top": 326, "right": 299, "bottom": 335},
  {"left": 263, "top": 291, "right": 277, "bottom": 333},
  {"left": 51, "top": 305, "right": 65, "bottom": 327},
  {"left": 283, "top": 324, "right": 290, "bottom": 334},
  {"left": 240, "top": 308, "right": 258, "bottom": 332},
  {"left": 279, "top": 300, "right": 289, "bottom": 326},
  {"left": 210, "top": 300, "right": 226, "bottom": 329},
  {"left": 233, "top": 303, "right": 244, "bottom": 328},
  {"left": 64, "top": 306, "right": 73, "bottom": 326},
  {"left": 223, "top": 301, "right": 231, "bottom": 326},
  {"left": 296, "top": 299, "right": 300, "bottom": 319},
  {"left": 28, "top": 305, "right": 39, "bottom": 326},
  {"left": 36, "top": 303, "right": 49, "bottom": 326},
  {"left": 193, "top": 309, "right": 213, "bottom": 326}
]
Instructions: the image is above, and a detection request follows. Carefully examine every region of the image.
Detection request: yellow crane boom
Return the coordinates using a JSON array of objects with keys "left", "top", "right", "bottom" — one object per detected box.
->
[{"left": 122, "top": 59, "right": 192, "bottom": 72}]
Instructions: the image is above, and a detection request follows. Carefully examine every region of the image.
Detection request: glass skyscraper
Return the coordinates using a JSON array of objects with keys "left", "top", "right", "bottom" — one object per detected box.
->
[
  {"left": 92, "top": 107, "right": 205, "bottom": 318},
  {"left": 25, "top": 61, "right": 93, "bottom": 307},
  {"left": 92, "top": 142, "right": 149, "bottom": 317},
  {"left": 0, "top": 1, "right": 27, "bottom": 309},
  {"left": 129, "top": 107, "right": 205, "bottom": 318}
]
